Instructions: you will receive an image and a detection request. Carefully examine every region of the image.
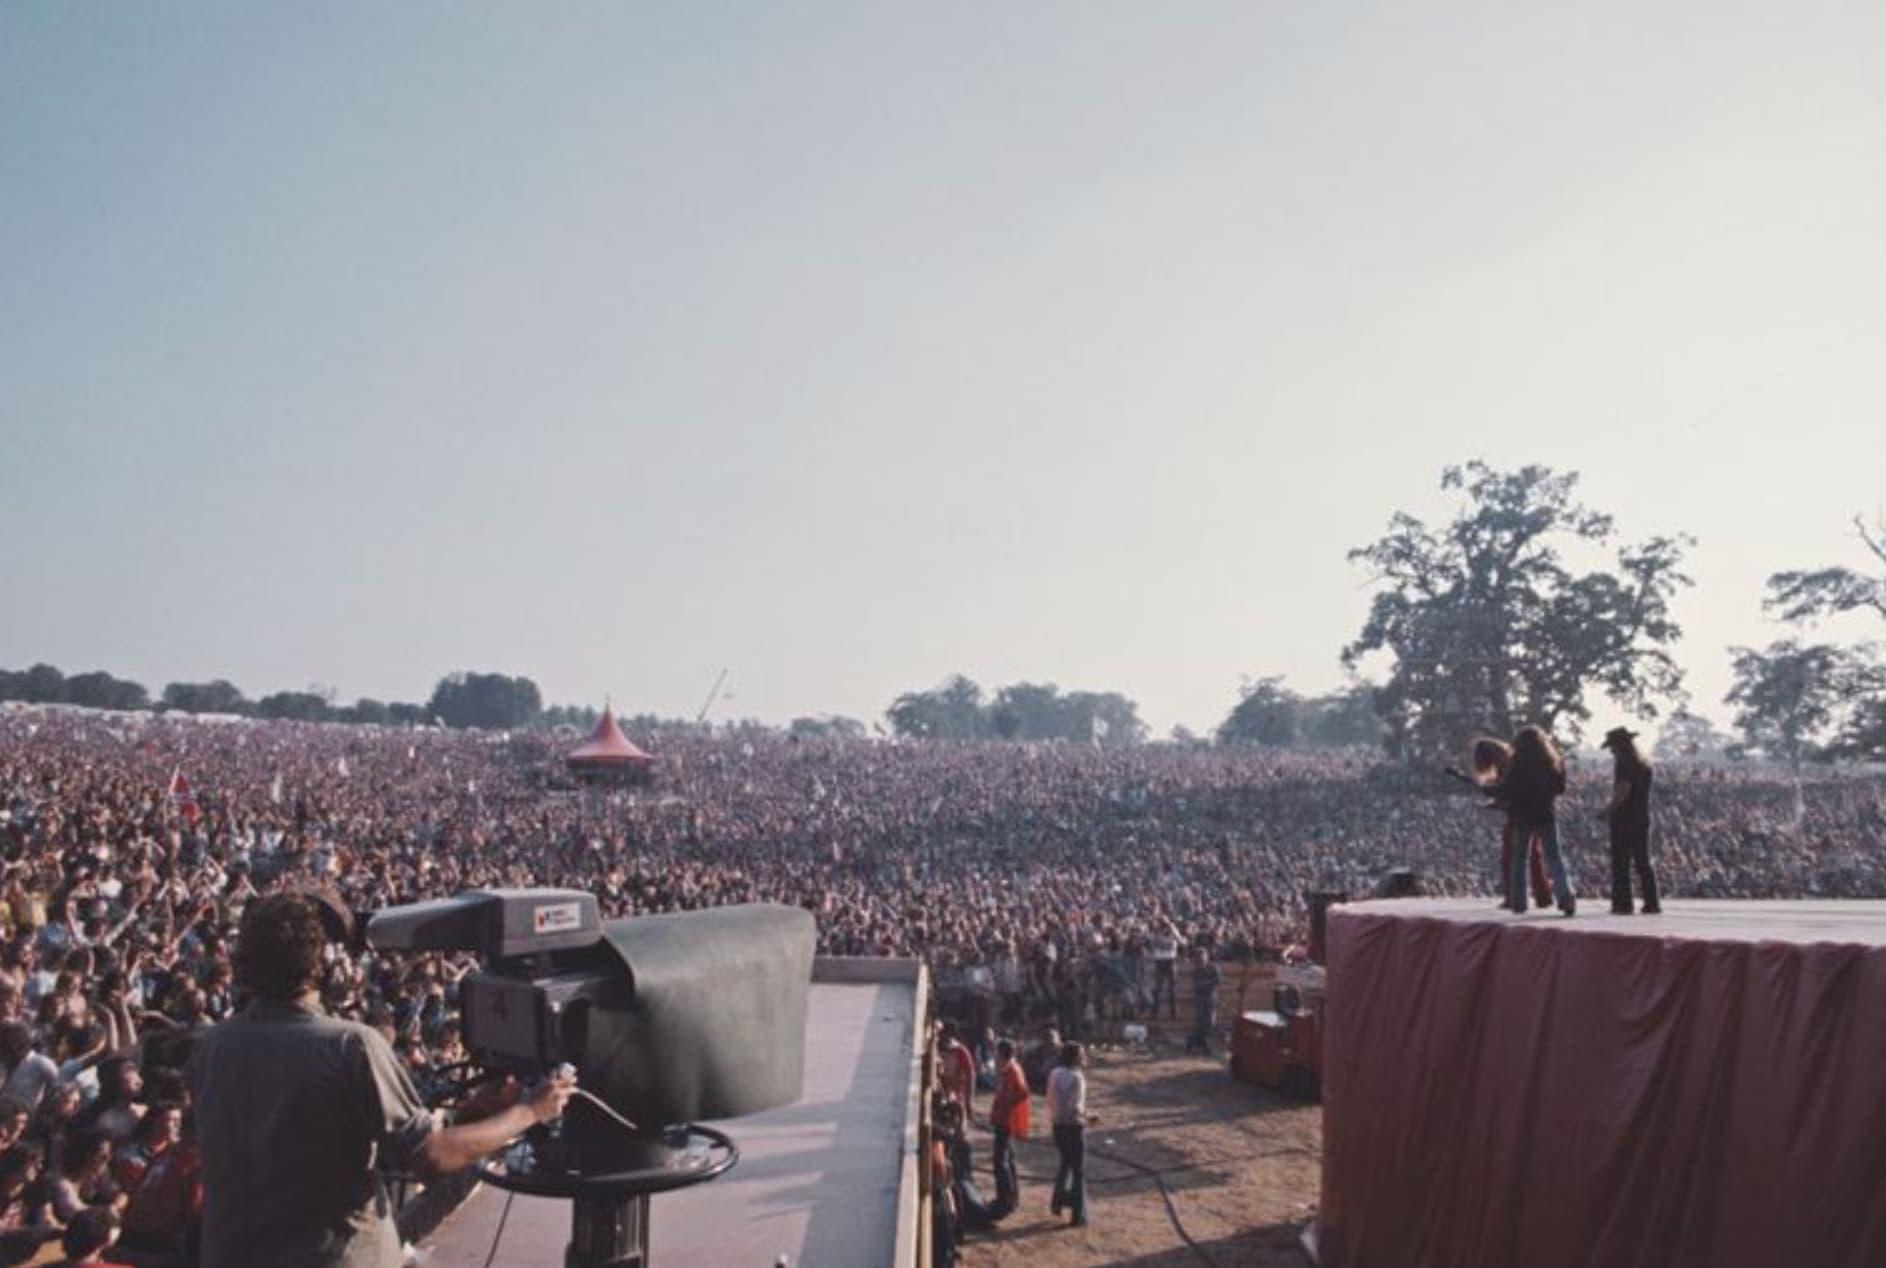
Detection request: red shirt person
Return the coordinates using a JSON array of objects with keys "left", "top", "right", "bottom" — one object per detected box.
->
[
  {"left": 938, "top": 1026, "right": 976, "bottom": 1123},
  {"left": 988, "top": 1039, "right": 1030, "bottom": 1217}
]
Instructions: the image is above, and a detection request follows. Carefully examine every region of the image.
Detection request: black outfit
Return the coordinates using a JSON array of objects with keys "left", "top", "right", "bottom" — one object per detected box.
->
[
  {"left": 1050, "top": 1124, "right": 1087, "bottom": 1222},
  {"left": 1054, "top": 972, "right": 1081, "bottom": 1041},
  {"left": 1494, "top": 759, "right": 1575, "bottom": 915},
  {"left": 1152, "top": 958, "right": 1178, "bottom": 1019},
  {"left": 991, "top": 1126, "right": 1019, "bottom": 1218},
  {"left": 1609, "top": 759, "right": 1661, "bottom": 914},
  {"left": 946, "top": 1133, "right": 998, "bottom": 1230},
  {"left": 1497, "top": 760, "right": 1566, "bottom": 827},
  {"left": 933, "top": 1192, "right": 959, "bottom": 1268},
  {"left": 1187, "top": 960, "right": 1222, "bottom": 1054}
]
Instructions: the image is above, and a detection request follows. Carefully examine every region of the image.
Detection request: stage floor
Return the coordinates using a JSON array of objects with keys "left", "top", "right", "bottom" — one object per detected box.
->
[
  {"left": 420, "top": 968, "right": 922, "bottom": 1268},
  {"left": 1338, "top": 895, "right": 1886, "bottom": 947}
]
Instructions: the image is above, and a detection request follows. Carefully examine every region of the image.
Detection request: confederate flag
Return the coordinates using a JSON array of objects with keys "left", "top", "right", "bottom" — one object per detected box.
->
[{"left": 168, "top": 767, "right": 200, "bottom": 826}]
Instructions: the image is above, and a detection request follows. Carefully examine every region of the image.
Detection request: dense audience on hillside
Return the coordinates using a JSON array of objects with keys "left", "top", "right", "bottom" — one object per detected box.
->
[{"left": 0, "top": 703, "right": 1880, "bottom": 1260}]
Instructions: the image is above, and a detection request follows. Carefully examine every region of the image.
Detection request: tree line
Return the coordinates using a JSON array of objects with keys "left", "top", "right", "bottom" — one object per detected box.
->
[
  {"left": 1214, "top": 679, "right": 1382, "bottom": 748},
  {"left": 884, "top": 677, "right": 1148, "bottom": 744},
  {"left": 0, "top": 667, "right": 555, "bottom": 732}
]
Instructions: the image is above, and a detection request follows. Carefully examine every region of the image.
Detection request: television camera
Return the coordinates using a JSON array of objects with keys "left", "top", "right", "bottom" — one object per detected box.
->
[{"left": 367, "top": 888, "right": 816, "bottom": 1268}]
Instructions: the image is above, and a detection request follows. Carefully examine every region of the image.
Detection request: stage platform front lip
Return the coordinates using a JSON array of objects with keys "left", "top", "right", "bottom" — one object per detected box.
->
[{"left": 1335, "top": 896, "right": 1886, "bottom": 948}]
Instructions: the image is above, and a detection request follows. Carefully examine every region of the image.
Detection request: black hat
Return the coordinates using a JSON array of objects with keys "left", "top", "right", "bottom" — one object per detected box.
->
[{"left": 1601, "top": 727, "right": 1638, "bottom": 750}]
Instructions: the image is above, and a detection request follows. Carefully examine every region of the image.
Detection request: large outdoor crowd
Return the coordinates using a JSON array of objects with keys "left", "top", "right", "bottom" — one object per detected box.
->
[{"left": 0, "top": 703, "right": 1881, "bottom": 1262}]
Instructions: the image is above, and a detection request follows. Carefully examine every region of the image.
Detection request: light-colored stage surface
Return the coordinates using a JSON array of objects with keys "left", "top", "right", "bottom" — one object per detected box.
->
[{"left": 1342, "top": 895, "right": 1886, "bottom": 946}]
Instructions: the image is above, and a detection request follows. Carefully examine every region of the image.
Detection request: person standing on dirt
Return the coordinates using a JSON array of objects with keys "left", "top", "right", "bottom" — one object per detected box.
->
[
  {"left": 1046, "top": 1042, "right": 1091, "bottom": 1227},
  {"left": 989, "top": 1039, "right": 1030, "bottom": 1218},
  {"left": 992, "top": 940, "right": 1025, "bottom": 1028},
  {"left": 938, "top": 1024, "right": 977, "bottom": 1125},
  {"left": 1023, "top": 1025, "right": 1060, "bottom": 1095},
  {"left": 1603, "top": 727, "right": 1662, "bottom": 915},
  {"left": 1149, "top": 919, "right": 1180, "bottom": 1020},
  {"left": 1186, "top": 945, "right": 1221, "bottom": 1054}
]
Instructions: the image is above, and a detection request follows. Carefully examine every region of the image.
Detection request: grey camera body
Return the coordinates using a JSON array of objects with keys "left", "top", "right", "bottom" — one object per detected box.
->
[{"left": 367, "top": 890, "right": 816, "bottom": 1129}]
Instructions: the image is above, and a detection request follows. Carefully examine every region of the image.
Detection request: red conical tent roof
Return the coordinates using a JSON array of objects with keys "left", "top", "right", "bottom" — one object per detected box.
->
[{"left": 565, "top": 705, "right": 654, "bottom": 768}]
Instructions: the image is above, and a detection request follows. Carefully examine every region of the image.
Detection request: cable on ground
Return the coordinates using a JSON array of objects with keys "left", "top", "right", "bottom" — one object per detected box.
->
[{"left": 479, "top": 1189, "right": 515, "bottom": 1268}]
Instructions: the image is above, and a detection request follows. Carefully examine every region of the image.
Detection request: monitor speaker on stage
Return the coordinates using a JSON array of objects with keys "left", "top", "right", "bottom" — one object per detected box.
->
[{"left": 1375, "top": 868, "right": 1422, "bottom": 899}]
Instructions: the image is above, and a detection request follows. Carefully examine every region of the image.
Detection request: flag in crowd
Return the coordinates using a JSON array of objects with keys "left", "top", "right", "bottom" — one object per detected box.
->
[{"left": 167, "top": 766, "right": 199, "bottom": 826}]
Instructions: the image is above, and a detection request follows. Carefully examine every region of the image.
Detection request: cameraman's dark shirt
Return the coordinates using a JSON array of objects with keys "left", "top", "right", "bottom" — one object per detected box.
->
[{"left": 186, "top": 998, "right": 439, "bottom": 1268}]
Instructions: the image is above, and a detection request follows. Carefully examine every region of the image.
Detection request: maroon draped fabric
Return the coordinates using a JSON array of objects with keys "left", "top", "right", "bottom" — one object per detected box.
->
[{"left": 1318, "top": 899, "right": 1886, "bottom": 1268}]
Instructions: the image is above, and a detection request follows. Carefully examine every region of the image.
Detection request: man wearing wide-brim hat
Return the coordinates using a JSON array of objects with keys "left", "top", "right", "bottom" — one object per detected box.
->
[{"left": 1601, "top": 726, "right": 1662, "bottom": 915}]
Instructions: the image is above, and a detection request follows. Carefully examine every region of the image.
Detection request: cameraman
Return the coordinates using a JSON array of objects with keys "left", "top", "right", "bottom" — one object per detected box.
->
[{"left": 187, "top": 893, "right": 574, "bottom": 1268}]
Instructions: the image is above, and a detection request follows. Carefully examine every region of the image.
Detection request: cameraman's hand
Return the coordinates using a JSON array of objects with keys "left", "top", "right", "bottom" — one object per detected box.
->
[
  {"left": 420, "top": 1070, "right": 575, "bottom": 1178},
  {"left": 457, "top": 1075, "right": 521, "bottom": 1123},
  {"left": 528, "top": 1070, "right": 578, "bottom": 1125}
]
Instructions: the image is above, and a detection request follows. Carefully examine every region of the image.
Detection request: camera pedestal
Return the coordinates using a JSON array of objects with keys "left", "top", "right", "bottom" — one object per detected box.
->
[
  {"left": 478, "top": 1124, "right": 739, "bottom": 1268},
  {"left": 566, "top": 1194, "right": 649, "bottom": 1268}
]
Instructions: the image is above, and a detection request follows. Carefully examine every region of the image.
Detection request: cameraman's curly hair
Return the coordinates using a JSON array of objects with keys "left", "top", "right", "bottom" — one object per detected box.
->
[{"left": 234, "top": 894, "right": 329, "bottom": 1001}]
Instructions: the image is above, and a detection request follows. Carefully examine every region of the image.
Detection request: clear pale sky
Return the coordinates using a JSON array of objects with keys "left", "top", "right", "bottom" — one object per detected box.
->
[{"left": 3, "top": 3, "right": 1883, "bottom": 734}]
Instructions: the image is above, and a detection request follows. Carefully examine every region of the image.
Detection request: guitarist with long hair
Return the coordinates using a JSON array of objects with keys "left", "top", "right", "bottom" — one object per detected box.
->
[
  {"left": 1494, "top": 727, "right": 1577, "bottom": 916},
  {"left": 1448, "top": 738, "right": 1553, "bottom": 910}
]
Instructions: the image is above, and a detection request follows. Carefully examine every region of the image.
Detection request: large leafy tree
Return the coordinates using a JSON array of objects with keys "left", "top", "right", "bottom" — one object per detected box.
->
[
  {"left": 62, "top": 671, "right": 151, "bottom": 711},
  {"left": 342, "top": 698, "right": 393, "bottom": 725},
  {"left": 255, "top": 691, "right": 332, "bottom": 722},
  {"left": 427, "top": 672, "right": 543, "bottom": 729},
  {"left": 989, "top": 682, "right": 1068, "bottom": 741},
  {"left": 1219, "top": 677, "right": 1300, "bottom": 747},
  {"left": 1218, "top": 679, "right": 1383, "bottom": 748},
  {"left": 1724, "top": 641, "right": 1870, "bottom": 771},
  {"left": 10, "top": 663, "right": 68, "bottom": 704},
  {"left": 1831, "top": 688, "right": 1886, "bottom": 761},
  {"left": 1658, "top": 708, "right": 1733, "bottom": 760},
  {"left": 1344, "top": 462, "right": 1692, "bottom": 757},
  {"left": 161, "top": 679, "right": 249, "bottom": 715},
  {"left": 1765, "top": 513, "right": 1886, "bottom": 760},
  {"left": 888, "top": 677, "right": 1145, "bottom": 743},
  {"left": 1299, "top": 685, "right": 1384, "bottom": 748},
  {"left": 1067, "top": 691, "right": 1147, "bottom": 745},
  {"left": 787, "top": 715, "right": 867, "bottom": 740},
  {"left": 1765, "top": 514, "right": 1886, "bottom": 625},
  {"left": 886, "top": 675, "right": 990, "bottom": 741}
]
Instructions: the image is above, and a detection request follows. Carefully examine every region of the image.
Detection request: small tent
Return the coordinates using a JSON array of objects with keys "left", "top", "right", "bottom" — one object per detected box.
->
[{"left": 565, "top": 706, "right": 655, "bottom": 784}]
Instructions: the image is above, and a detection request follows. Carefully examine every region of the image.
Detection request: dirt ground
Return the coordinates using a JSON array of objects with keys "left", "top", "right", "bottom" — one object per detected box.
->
[{"left": 957, "top": 1047, "right": 1322, "bottom": 1268}]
